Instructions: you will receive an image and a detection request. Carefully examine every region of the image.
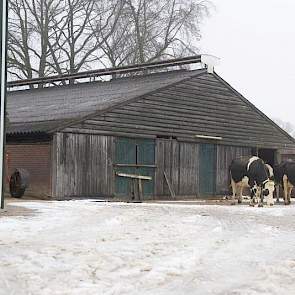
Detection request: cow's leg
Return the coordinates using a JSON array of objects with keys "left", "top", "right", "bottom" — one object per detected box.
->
[
  {"left": 283, "top": 175, "right": 290, "bottom": 205},
  {"left": 287, "top": 184, "right": 293, "bottom": 204},
  {"left": 265, "top": 191, "right": 271, "bottom": 206},
  {"left": 275, "top": 184, "right": 280, "bottom": 203},
  {"left": 238, "top": 183, "right": 243, "bottom": 204},
  {"left": 248, "top": 178, "right": 256, "bottom": 207},
  {"left": 250, "top": 186, "right": 262, "bottom": 207},
  {"left": 231, "top": 178, "right": 237, "bottom": 205},
  {"left": 249, "top": 186, "right": 256, "bottom": 207},
  {"left": 258, "top": 187, "right": 264, "bottom": 207},
  {"left": 266, "top": 186, "right": 275, "bottom": 206},
  {"left": 266, "top": 195, "right": 275, "bottom": 206}
]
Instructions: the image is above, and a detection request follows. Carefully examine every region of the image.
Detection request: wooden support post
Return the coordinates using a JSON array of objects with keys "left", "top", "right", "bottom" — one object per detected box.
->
[
  {"left": 138, "top": 179, "right": 143, "bottom": 201},
  {"left": 131, "top": 178, "right": 136, "bottom": 201},
  {"left": 116, "top": 172, "right": 152, "bottom": 202},
  {"left": 0, "top": 0, "right": 7, "bottom": 210}
]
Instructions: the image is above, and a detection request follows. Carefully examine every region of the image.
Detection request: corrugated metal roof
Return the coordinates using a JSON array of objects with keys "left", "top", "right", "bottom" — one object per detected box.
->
[
  {"left": 7, "top": 120, "right": 70, "bottom": 135},
  {"left": 7, "top": 69, "right": 200, "bottom": 134}
]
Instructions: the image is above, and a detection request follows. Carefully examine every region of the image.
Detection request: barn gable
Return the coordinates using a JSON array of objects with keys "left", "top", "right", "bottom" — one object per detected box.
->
[{"left": 62, "top": 71, "right": 295, "bottom": 149}]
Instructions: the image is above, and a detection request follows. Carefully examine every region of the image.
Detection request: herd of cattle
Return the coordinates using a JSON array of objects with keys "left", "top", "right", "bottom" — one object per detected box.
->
[{"left": 229, "top": 156, "right": 295, "bottom": 207}]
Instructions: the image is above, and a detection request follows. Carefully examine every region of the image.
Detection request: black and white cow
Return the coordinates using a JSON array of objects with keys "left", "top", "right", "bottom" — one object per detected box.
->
[
  {"left": 229, "top": 156, "right": 275, "bottom": 206},
  {"left": 273, "top": 161, "right": 295, "bottom": 205}
]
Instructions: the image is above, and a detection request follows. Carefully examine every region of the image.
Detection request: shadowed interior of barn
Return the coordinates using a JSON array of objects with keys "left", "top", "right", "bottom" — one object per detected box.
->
[{"left": 5, "top": 56, "right": 295, "bottom": 200}]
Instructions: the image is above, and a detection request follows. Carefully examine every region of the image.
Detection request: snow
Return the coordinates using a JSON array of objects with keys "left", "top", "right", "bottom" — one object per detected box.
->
[{"left": 1, "top": 201, "right": 295, "bottom": 295}]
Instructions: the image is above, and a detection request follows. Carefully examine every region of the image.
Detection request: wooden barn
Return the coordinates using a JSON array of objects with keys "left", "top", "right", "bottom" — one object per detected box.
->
[{"left": 5, "top": 56, "right": 295, "bottom": 200}]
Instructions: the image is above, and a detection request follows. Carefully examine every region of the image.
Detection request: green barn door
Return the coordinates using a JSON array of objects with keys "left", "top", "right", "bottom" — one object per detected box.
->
[
  {"left": 199, "top": 144, "right": 217, "bottom": 196},
  {"left": 137, "top": 139, "right": 155, "bottom": 195},
  {"left": 115, "top": 138, "right": 155, "bottom": 198},
  {"left": 115, "top": 138, "right": 136, "bottom": 196}
]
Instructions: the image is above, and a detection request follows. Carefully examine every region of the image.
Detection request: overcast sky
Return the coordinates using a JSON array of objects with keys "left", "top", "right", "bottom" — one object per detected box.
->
[{"left": 200, "top": 0, "right": 295, "bottom": 126}]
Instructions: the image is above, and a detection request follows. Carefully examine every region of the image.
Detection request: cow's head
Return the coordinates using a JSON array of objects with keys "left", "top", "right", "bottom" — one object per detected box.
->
[
  {"left": 250, "top": 184, "right": 261, "bottom": 206},
  {"left": 262, "top": 180, "right": 275, "bottom": 206}
]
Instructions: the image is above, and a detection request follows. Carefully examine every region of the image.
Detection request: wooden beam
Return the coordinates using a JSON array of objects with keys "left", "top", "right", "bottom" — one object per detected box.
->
[
  {"left": 116, "top": 172, "right": 152, "bottom": 180},
  {"left": 114, "top": 164, "right": 156, "bottom": 168},
  {"left": 164, "top": 171, "right": 176, "bottom": 199}
]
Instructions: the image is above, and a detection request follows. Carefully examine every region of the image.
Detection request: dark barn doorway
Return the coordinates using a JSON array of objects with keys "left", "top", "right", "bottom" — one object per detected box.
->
[{"left": 258, "top": 148, "right": 276, "bottom": 166}]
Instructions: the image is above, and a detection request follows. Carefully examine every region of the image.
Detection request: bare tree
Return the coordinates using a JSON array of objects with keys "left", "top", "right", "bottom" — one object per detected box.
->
[
  {"left": 273, "top": 118, "right": 295, "bottom": 138},
  {"left": 8, "top": 0, "right": 126, "bottom": 82},
  {"left": 98, "top": 0, "right": 211, "bottom": 67},
  {"left": 8, "top": 0, "right": 212, "bottom": 81},
  {"left": 47, "top": 0, "right": 101, "bottom": 76},
  {"left": 91, "top": 0, "right": 129, "bottom": 68},
  {"left": 8, "top": 0, "right": 63, "bottom": 82}
]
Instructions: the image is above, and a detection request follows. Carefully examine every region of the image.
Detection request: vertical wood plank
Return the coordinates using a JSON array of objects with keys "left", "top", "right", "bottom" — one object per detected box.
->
[
  {"left": 178, "top": 142, "right": 198, "bottom": 197},
  {"left": 171, "top": 140, "right": 180, "bottom": 196},
  {"left": 51, "top": 133, "right": 57, "bottom": 198},
  {"left": 155, "top": 139, "right": 165, "bottom": 196},
  {"left": 54, "top": 133, "right": 115, "bottom": 199}
]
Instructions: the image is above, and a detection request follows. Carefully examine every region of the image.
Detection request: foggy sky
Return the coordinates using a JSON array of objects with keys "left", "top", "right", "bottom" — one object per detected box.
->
[{"left": 200, "top": 0, "right": 295, "bottom": 126}]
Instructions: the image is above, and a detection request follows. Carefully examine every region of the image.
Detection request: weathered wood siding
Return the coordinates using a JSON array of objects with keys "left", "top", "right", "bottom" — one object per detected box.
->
[
  {"left": 282, "top": 154, "right": 295, "bottom": 161},
  {"left": 179, "top": 142, "right": 199, "bottom": 195},
  {"left": 155, "top": 139, "right": 179, "bottom": 196},
  {"left": 280, "top": 149, "right": 295, "bottom": 162},
  {"left": 216, "top": 145, "right": 252, "bottom": 195},
  {"left": 155, "top": 139, "right": 198, "bottom": 197},
  {"left": 155, "top": 140, "right": 252, "bottom": 197},
  {"left": 51, "top": 132, "right": 255, "bottom": 199},
  {"left": 64, "top": 73, "right": 293, "bottom": 149},
  {"left": 52, "top": 133, "right": 114, "bottom": 199}
]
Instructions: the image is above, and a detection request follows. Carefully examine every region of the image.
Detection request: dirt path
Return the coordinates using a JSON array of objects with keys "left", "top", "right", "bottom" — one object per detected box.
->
[{"left": 0, "top": 197, "right": 38, "bottom": 217}]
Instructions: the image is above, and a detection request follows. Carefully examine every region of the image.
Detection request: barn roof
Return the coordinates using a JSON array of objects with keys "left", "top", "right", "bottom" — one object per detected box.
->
[
  {"left": 7, "top": 69, "right": 200, "bottom": 134},
  {"left": 6, "top": 68, "right": 295, "bottom": 148}
]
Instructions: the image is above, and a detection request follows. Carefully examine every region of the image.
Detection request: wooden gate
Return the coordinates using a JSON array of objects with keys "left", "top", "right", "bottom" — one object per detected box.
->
[{"left": 114, "top": 137, "right": 155, "bottom": 198}]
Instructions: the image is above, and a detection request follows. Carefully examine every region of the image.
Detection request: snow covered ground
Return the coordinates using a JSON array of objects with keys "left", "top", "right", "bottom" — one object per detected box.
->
[{"left": 1, "top": 200, "right": 295, "bottom": 295}]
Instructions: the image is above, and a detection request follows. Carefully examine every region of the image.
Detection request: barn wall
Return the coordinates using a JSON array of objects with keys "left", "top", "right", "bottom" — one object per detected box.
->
[
  {"left": 64, "top": 73, "right": 294, "bottom": 149},
  {"left": 280, "top": 149, "right": 295, "bottom": 162},
  {"left": 178, "top": 142, "right": 199, "bottom": 196},
  {"left": 5, "top": 143, "right": 52, "bottom": 197},
  {"left": 155, "top": 139, "right": 179, "bottom": 196},
  {"left": 155, "top": 139, "right": 199, "bottom": 197},
  {"left": 52, "top": 133, "right": 254, "bottom": 199},
  {"left": 155, "top": 139, "right": 252, "bottom": 198},
  {"left": 52, "top": 133, "right": 115, "bottom": 199},
  {"left": 216, "top": 145, "right": 252, "bottom": 195},
  {"left": 282, "top": 154, "right": 295, "bottom": 161}
]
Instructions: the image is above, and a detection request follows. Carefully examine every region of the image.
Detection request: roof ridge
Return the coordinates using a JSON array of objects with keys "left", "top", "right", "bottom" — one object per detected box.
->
[
  {"left": 8, "top": 55, "right": 202, "bottom": 89},
  {"left": 8, "top": 69, "right": 201, "bottom": 94}
]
